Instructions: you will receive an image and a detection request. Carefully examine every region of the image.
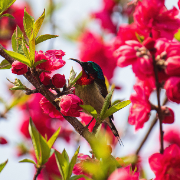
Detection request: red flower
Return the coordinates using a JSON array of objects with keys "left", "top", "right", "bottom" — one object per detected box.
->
[
  {"left": 40, "top": 96, "right": 63, "bottom": 118},
  {"left": 52, "top": 74, "right": 66, "bottom": 88},
  {"left": 35, "top": 50, "right": 65, "bottom": 72},
  {"left": 161, "top": 106, "right": 174, "bottom": 124},
  {"left": 108, "top": 165, "right": 140, "bottom": 180},
  {"left": 134, "top": 0, "right": 180, "bottom": 39},
  {"left": 37, "top": 154, "right": 61, "bottom": 180},
  {"left": 0, "top": 137, "right": 8, "bottom": 145},
  {"left": 164, "top": 128, "right": 180, "bottom": 147},
  {"left": 80, "top": 112, "right": 96, "bottom": 132},
  {"left": 11, "top": 61, "right": 28, "bottom": 75},
  {"left": 60, "top": 94, "right": 83, "bottom": 117},
  {"left": 79, "top": 31, "right": 117, "bottom": 80},
  {"left": 128, "top": 79, "right": 153, "bottom": 130},
  {"left": 39, "top": 72, "right": 51, "bottom": 86},
  {"left": 164, "top": 77, "right": 180, "bottom": 104},
  {"left": 149, "top": 144, "right": 180, "bottom": 180}
]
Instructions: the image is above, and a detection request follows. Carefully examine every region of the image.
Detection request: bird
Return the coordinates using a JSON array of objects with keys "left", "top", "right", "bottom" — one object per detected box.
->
[{"left": 70, "top": 58, "right": 122, "bottom": 144}]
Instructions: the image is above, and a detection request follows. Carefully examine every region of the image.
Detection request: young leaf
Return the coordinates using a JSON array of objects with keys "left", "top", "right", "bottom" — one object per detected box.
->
[
  {"left": 29, "top": 118, "right": 41, "bottom": 164},
  {"left": 0, "top": 159, "right": 8, "bottom": 173},
  {"left": 34, "top": 59, "right": 47, "bottom": 67},
  {"left": 29, "top": 31, "right": 35, "bottom": 65},
  {"left": 35, "top": 34, "right": 58, "bottom": 45},
  {"left": 23, "top": 8, "right": 34, "bottom": 38},
  {"left": 0, "top": 0, "right": 16, "bottom": 15},
  {"left": 62, "top": 149, "right": 69, "bottom": 163},
  {"left": 19, "top": 159, "right": 36, "bottom": 165},
  {"left": 39, "top": 135, "right": 51, "bottom": 165},
  {"left": 47, "top": 127, "right": 61, "bottom": 149},
  {"left": 0, "top": 59, "right": 11, "bottom": 69},
  {"left": 69, "top": 67, "right": 76, "bottom": 85},
  {"left": 174, "top": 29, "right": 180, "bottom": 42},
  {"left": 99, "top": 88, "right": 114, "bottom": 121},
  {"left": 4, "top": 50, "right": 31, "bottom": 67},
  {"left": 102, "top": 100, "right": 131, "bottom": 120},
  {"left": 80, "top": 105, "right": 97, "bottom": 120},
  {"left": 68, "top": 146, "right": 80, "bottom": 179},
  {"left": 1, "top": 13, "right": 14, "bottom": 18},
  {"left": 70, "top": 71, "right": 82, "bottom": 86},
  {"left": 7, "top": 78, "right": 27, "bottom": 91},
  {"left": 33, "top": 9, "right": 45, "bottom": 37},
  {"left": 55, "top": 150, "right": 69, "bottom": 180},
  {"left": 69, "top": 175, "right": 88, "bottom": 180}
]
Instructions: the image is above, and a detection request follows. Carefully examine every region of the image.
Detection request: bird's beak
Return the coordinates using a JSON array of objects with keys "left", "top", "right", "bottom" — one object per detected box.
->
[{"left": 69, "top": 58, "right": 83, "bottom": 66}]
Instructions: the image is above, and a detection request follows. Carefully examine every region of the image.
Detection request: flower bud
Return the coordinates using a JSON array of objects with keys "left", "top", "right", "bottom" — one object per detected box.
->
[
  {"left": 39, "top": 72, "right": 51, "bottom": 85},
  {"left": 11, "top": 61, "right": 28, "bottom": 75},
  {"left": 60, "top": 94, "right": 83, "bottom": 117},
  {"left": 0, "top": 137, "right": 8, "bottom": 145},
  {"left": 52, "top": 74, "right": 66, "bottom": 88}
]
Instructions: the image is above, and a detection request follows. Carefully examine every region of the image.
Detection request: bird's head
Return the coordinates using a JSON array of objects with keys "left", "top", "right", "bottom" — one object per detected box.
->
[{"left": 70, "top": 58, "right": 104, "bottom": 80}]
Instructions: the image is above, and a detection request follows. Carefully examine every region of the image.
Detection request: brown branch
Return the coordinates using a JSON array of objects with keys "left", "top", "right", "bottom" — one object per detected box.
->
[
  {"left": 33, "top": 167, "right": 42, "bottom": 180},
  {"left": 0, "top": 44, "right": 95, "bottom": 144},
  {"left": 135, "top": 96, "right": 168, "bottom": 155},
  {"left": 152, "top": 53, "right": 164, "bottom": 154}
]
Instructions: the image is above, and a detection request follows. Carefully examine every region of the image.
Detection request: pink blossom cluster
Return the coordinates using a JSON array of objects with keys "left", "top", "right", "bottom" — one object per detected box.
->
[{"left": 114, "top": 0, "right": 180, "bottom": 131}]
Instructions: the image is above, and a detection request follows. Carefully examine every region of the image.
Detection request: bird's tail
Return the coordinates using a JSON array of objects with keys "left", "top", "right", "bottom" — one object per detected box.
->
[{"left": 106, "top": 118, "right": 123, "bottom": 146}]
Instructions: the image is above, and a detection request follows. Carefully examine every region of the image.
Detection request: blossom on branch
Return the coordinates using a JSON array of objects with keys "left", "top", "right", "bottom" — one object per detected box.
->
[{"left": 11, "top": 61, "right": 28, "bottom": 75}]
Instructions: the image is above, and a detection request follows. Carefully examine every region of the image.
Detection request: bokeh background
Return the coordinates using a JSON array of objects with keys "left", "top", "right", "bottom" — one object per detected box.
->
[{"left": 0, "top": 0, "right": 179, "bottom": 179}]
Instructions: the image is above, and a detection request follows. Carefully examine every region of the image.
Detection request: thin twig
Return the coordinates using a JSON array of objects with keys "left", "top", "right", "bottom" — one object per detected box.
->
[{"left": 33, "top": 167, "right": 42, "bottom": 180}]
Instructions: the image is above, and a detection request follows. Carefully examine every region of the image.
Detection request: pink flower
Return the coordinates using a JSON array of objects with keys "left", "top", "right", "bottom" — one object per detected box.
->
[
  {"left": 134, "top": 0, "right": 180, "bottom": 39},
  {"left": 40, "top": 96, "right": 63, "bottom": 118},
  {"left": 0, "top": 137, "right": 8, "bottom": 145},
  {"left": 35, "top": 50, "right": 65, "bottom": 72},
  {"left": 149, "top": 144, "right": 180, "bottom": 180},
  {"left": 73, "top": 153, "right": 92, "bottom": 180},
  {"left": 164, "top": 128, "right": 180, "bottom": 147},
  {"left": 161, "top": 106, "right": 174, "bottom": 124},
  {"left": 113, "top": 24, "right": 139, "bottom": 49},
  {"left": 11, "top": 61, "right": 28, "bottom": 75},
  {"left": 108, "top": 165, "right": 140, "bottom": 180},
  {"left": 39, "top": 72, "right": 51, "bottom": 86},
  {"left": 115, "top": 40, "right": 142, "bottom": 67},
  {"left": 80, "top": 112, "right": 96, "bottom": 132},
  {"left": 79, "top": 31, "right": 117, "bottom": 80},
  {"left": 52, "top": 74, "right": 66, "bottom": 88},
  {"left": 128, "top": 79, "right": 153, "bottom": 130},
  {"left": 60, "top": 94, "right": 83, "bottom": 117},
  {"left": 164, "top": 77, "right": 180, "bottom": 103}
]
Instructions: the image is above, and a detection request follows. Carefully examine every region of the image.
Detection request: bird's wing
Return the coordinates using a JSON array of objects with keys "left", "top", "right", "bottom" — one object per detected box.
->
[{"left": 95, "top": 79, "right": 114, "bottom": 121}]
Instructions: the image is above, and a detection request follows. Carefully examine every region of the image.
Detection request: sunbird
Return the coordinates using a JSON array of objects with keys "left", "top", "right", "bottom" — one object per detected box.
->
[{"left": 70, "top": 58, "right": 122, "bottom": 144}]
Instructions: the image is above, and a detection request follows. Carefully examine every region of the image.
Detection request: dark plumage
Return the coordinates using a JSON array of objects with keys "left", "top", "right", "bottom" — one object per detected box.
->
[{"left": 70, "top": 58, "right": 120, "bottom": 141}]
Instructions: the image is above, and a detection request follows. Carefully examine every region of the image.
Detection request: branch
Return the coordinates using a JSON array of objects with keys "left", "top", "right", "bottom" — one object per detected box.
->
[
  {"left": 0, "top": 44, "right": 95, "bottom": 144},
  {"left": 135, "top": 97, "right": 168, "bottom": 155},
  {"left": 33, "top": 167, "right": 42, "bottom": 180}
]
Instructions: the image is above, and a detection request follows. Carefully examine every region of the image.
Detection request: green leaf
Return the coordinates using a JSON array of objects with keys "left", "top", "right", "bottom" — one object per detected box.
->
[
  {"left": 39, "top": 135, "right": 51, "bottom": 165},
  {"left": 19, "top": 159, "right": 36, "bottom": 165},
  {"left": 23, "top": 8, "right": 34, "bottom": 38},
  {"left": 35, "top": 34, "right": 58, "bottom": 45},
  {"left": 135, "top": 32, "right": 144, "bottom": 43},
  {"left": 111, "top": 100, "right": 122, "bottom": 106},
  {"left": 55, "top": 150, "right": 69, "bottom": 180},
  {"left": 33, "top": 9, "right": 45, "bottom": 37},
  {"left": 34, "top": 59, "right": 47, "bottom": 67},
  {"left": 69, "top": 175, "right": 87, "bottom": 180},
  {"left": 47, "top": 127, "right": 61, "bottom": 149},
  {"left": 69, "top": 67, "right": 76, "bottom": 86},
  {"left": 79, "top": 105, "right": 97, "bottom": 120},
  {"left": 62, "top": 149, "right": 69, "bottom": 163},
  {"left": 0, "top": 0, "right": 16, "bottom": 15},
  {"left": 10, "top": 86, "right": 27, "bottom": 90},
  {"left": 7, "top": 78, "right": 27, "bottom": 91},
  {"left": 0, "top": 59, "right": 11, "bottom": 69},
  {"left": 4, "top": 50, "right": 31, "bottom": 67},
  {"left": 99, "top": 88, "right": 114, "bottom": 121},
  {"left": 174, "top": 29, "right": 180, "bottom": 42},
  {"left": 29, "top": 31, "right": 35, "bottom": 65},
  {"left": 0, "top": 159, "right": 8, "bottom": 173},
  {"left": 29, "top": 118, "right": 41, "bottom": 164},
  {"left": 1, "top": 13, "right": 14, "bottom": 18},
  {"left": 68, "top": 146, "right": 80, "bottom": 179},
  {"left": 70, "top": 71, "right": 82, "bottom": 86},
  {"left": 102, "top": 100, "right": 131, "bottom": 120}
]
